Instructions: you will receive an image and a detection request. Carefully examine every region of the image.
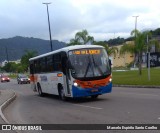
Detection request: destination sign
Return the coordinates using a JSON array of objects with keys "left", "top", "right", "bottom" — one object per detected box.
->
[{"left": 72, "top": 49, "right": 100, "bottom": 55}]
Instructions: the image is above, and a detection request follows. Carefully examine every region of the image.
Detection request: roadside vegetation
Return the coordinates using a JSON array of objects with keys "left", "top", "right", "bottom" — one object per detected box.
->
[
  {"left": 1, "top": 29, "right": 160, "bottom": 87},
  {"left": 0, "top": 50, "right": 37, "bottom": 73},
  {"left": 120, "top": 30, "right": 160, "bottom": 76},
  {"left": 112, "top": 68, "right": 160, "bottom": 86}
]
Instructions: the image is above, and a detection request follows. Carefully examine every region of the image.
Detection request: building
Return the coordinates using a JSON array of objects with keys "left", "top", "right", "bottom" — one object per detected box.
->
[
  {"left": 1, "top": 60, "right": 8, "bottom": 67},
  {"left": 109, "top": 37, "right": 160, "bottom": 68},
  {"left": 0, "top": 59, "right": 21, "bottom": 67},
  {"left": 109, "top": 43, "right": 134, "bottom": 68}
]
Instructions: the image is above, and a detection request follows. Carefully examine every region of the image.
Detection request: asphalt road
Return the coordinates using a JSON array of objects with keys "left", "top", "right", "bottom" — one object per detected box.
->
[{"left": 0, "top": 79, "right": 160, "bottom": 133}]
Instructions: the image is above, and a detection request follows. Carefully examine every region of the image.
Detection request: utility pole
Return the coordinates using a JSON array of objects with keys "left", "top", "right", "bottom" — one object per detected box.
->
[
  {"left": 5, "top": 47, "right": 9, "bottom": 63},
  {"left": 43, "top": 2, "right": 53, "bottom": 51}
]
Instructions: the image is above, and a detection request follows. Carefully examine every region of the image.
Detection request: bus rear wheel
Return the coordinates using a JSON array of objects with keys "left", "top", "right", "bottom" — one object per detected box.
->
[{"left": 37, "top": 84, "right": 44, "bottom": 97}]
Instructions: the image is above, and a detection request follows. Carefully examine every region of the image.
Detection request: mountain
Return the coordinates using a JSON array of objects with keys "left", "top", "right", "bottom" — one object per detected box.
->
[{"left": 0, "top": 36, "right": 66, "bottom": 62}]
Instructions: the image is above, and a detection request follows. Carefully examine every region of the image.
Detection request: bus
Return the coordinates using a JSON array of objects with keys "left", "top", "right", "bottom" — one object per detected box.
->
[{"left": 29, "top": 45, "right": 112, "bottom": 100}]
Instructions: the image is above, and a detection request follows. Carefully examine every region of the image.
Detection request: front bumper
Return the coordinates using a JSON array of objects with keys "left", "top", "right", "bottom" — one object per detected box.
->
[{"left": 72, "top": 82, "right": 112, "bottom": 97}]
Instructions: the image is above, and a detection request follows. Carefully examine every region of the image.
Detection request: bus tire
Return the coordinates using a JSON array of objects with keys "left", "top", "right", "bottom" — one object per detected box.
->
[
  {"left": 58, "top": 85, "right": 66, "bottom": 101},
  {"left": 37, "top": 83, "right": 44, "bottom": 97},
  {"left": 33, "top": 84, "right": 37, "bottom": 92},
  {"left": 91, "top": 95, "right": 99, "bottom": 99}
]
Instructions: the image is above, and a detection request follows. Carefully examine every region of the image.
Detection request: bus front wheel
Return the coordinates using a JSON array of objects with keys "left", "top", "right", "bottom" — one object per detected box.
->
[
  {"left": 58, "top": 85, "right": 66, "bottom": 101},
  {"left": 91, "top": 95, "right": 99, "bottom": 99}
]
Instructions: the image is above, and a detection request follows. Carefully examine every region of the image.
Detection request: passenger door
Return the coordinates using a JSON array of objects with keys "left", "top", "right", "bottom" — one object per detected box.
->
[{"left": 61, "top": 53, "right": 71, "bottom": 96}]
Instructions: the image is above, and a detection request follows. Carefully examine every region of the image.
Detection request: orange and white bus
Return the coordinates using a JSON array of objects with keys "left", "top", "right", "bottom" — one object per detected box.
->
[{"left": 29, "top": 45, "right": 112, "bottom": 100}]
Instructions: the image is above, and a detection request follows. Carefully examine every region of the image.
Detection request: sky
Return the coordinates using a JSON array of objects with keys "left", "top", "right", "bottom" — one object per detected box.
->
[{"left": 0, "top": 0, "right": 160, "bottom": 43}]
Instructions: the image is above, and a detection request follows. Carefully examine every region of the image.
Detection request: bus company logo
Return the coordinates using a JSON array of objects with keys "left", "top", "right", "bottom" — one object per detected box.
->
[{"left": 40, "top": 76, "right": 47, "bottom": 82}]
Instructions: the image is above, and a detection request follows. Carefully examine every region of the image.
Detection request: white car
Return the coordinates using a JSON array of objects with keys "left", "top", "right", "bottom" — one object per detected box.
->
[{"left": 17, "top": 74, "right": 30, "bottom": 84}]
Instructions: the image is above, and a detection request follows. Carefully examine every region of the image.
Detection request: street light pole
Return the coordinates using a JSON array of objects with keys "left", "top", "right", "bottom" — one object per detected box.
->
[
  {"left": 43, "top": 2, "right": 53, "bottom": 51},
  {"left": 132, "top": 16, "right": 139, "bottom": 37},
  {"left": 5, "top": 47, "right": 9, "bottom": 63},
  {"left": 147, "top": 35, "right": 150, "bottom": 81},
  {"left": 132, "top": 16, "right": 139, "bottom": 68}
]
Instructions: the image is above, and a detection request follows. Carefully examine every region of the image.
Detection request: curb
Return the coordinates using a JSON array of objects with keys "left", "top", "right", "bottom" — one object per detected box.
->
[
  {"left": 0, "top": 91, "right": 16, "bottom": 124},
  {"left": 113, "top": 84, "right": 160, "bottom": 89}
]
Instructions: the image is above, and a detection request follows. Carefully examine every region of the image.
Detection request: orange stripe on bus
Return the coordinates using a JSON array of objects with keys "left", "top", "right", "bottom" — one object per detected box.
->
[
  {"left": 74, "top": 75, "right": 111, "bottom": 89},
  {"left": 57, "top": 73, "right": 63, "bottom": 77},
  {"left": 30, "top": 75, "right": 38, "bottom": 82}
]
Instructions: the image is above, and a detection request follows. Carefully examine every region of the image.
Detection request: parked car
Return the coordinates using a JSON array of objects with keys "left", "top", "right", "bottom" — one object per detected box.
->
[
  {"left": 1, "top": 75, "right": 10, "bottom": 82},
  {"left": 17, "top": 74, "right": 30, "bottom": 84}
]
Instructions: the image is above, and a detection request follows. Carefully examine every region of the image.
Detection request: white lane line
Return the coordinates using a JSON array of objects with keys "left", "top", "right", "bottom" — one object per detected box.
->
[
  {"left": 72, "top": 104, "right": 103, "bottom": 110},
  {"left": 158, "top": 117, "right": 160, "bottom": 120}
]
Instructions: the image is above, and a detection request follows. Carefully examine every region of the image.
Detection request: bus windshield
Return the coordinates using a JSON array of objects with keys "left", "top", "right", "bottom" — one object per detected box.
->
[{"left": 68, "top": 48, "right": 111, "bottom": 80}]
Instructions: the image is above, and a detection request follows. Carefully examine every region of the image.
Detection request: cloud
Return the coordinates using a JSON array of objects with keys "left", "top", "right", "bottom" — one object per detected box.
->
[{"left": 0, "top": 0, "right": 160, "bottom": 42}]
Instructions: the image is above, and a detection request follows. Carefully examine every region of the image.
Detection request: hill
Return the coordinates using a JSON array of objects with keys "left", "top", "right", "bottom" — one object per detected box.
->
[{"left": 0, "top": 36, "right": 66, "bottom": 62}]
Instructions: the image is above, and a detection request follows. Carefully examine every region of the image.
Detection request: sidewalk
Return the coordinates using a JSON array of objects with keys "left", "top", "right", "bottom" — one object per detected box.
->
[{"left": 0, "top": 89, "right": 16, "bottom": 124}]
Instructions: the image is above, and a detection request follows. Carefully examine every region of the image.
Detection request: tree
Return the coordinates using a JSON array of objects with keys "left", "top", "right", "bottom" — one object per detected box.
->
[
  {"left": 68, "top": 29, "right": 94, "bottom": 45},
  {"left": 2, "top": 62, "right": 18, "bottom": 72},
  {"left": 21, "top": 50, "right": 38, "bottom": 72},
  {"left": 120, "top": 30, "right": 150, "bottom": 75},
  {"left": 1, "top": 50, "right": 37, "bottom": 73},
  {"left": 150, "top": 28, "right": 160, "bottom": 36},
  {"left": 149, "top": 39, "right": 160, "bottom": 52},
  {"left": 107, "top": 37, "right": 125, "bottom": 46},
  {"left": 94, "top": 41, "right": 118, "bottom": 56}
]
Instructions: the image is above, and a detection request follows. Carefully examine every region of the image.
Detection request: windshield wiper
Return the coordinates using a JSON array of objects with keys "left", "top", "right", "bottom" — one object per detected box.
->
[
  {"left": 92, "top": 55, "right": 104, "bottom": 75},
  {"left": 84, "top": 56, "right": 91, "bottom": 78}
]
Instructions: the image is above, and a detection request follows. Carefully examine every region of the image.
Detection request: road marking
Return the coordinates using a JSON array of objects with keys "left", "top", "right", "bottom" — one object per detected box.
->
[
  {"left": 135, "top": 93, "right": 159, "bottom": 97},
  {"left": 158, "top": 117, "right": 160, "bottom": 120},
  {"left": 72, "top": 104, "right": 103, "bottom": 110},
  {"left": 121, "top": 92, "right": 159, "bottom": 97}
]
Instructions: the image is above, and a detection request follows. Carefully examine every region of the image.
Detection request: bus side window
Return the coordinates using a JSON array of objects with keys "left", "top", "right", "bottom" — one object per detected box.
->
[
  {"left": 61, "top": 56, "right": 67, "bottom": 75},
  {"left": 34, "top": 60, "right": 38, "bottom": 73},
  {"left": 46, "top": 55, "right": 54, "bottom": 72},
  {"left": 61, "top": 52, "right": 70, "bottom": 77},
  {"left": 40, "top": 57, "right": 46, "bottom": 73},
  {"left": 53, "top": 53, "right": 61, "bottom": 71},
  {"left": 36, "top": 59, "right": 41, "bottom": 73},
  {"left": 30, "top": 63, "right": 34, "bottom": 74}
]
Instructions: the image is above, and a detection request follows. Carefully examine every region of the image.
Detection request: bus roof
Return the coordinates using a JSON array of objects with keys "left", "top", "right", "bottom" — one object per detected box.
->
[{"left": 29, "top": 45, "right": 104, "bottom": 61}]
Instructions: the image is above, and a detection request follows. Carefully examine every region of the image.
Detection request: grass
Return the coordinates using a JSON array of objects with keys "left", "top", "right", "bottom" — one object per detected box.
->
[
  {"left": 112, "top": 68, "right": 160, "bottom": 86},
  {"left": 9, "top": 74, "right": 17, "bottom": 79},
  {"left": 6, "top": 68, "right": 160, "bottom": 86},
  {"left": 8, "top": 73, "right": 29, "bottom": 79}
]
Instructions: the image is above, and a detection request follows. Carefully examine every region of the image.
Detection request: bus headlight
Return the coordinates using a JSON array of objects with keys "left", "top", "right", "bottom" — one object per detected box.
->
[
  {"left": 73, "top": 82, "right": 78, "bottom": 87},
  {"left": 109, "top": 78, "right": 112, "bottom": 82},
  {"left": 73, "top": 82, "right": 81, "bottom": 88}
]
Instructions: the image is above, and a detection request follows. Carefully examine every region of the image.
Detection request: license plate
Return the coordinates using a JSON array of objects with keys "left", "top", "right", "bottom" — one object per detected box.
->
[{"left": 91, "top": 89, "right": 98, "bottom": 92}]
